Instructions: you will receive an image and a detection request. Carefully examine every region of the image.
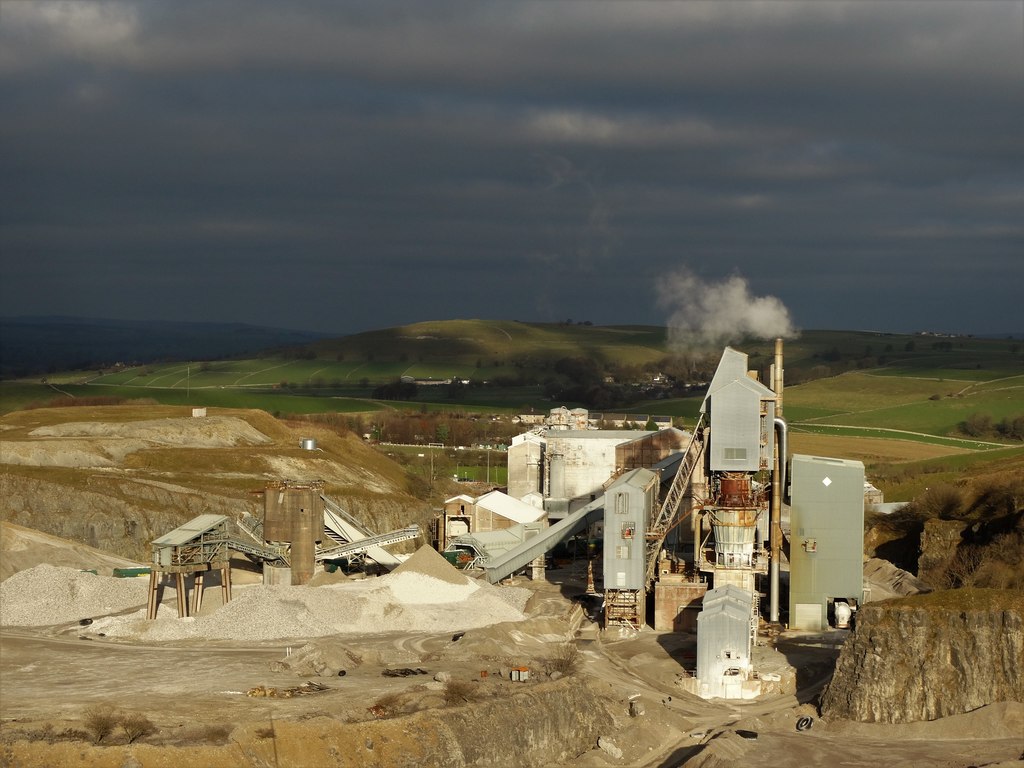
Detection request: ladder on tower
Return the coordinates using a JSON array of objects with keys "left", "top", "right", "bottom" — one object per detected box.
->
[{"left": 645, "top": 413, "right": 705, "bottom": 587}]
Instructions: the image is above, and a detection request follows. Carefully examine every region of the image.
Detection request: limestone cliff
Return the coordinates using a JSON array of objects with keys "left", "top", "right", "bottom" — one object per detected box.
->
[
  {"left": 820, "top": 589, "right": 1024, "bottom": 723},
  {"left": 917, "top": 518, "right": 969, "bottom": 587},
  {"left": 0, "top": 471, "right": 253, "bottom": 561}
]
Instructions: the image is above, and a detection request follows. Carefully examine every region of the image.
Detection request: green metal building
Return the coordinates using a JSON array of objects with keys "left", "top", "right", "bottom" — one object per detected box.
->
[{"left": 788, "top": 454, "right": 865, "bottom": 631}]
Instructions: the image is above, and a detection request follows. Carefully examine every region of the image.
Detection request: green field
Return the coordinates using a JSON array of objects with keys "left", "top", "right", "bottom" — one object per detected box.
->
[
  {"left": 784, "top": 371, "right": 1023, "bottom": 440},
  {"left": 3, "top": 324, "right": 1021, "bottom": 459}
]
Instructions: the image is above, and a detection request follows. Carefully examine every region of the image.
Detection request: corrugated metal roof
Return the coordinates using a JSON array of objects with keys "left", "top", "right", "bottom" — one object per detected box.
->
[
  {"left": 702, "top": 346, "right": 776, "bottom": 412},
  {"left": 152, "top": 514, "right": 228, "bottom": 547},
  {"left": 608, "top": 467, "right": 658, "bottom": 492},
  {"left": 619, "top": 426, "right": 689, "bottom": 448},
  {"left": 476, "top": 490, "right": 546, "bottom": 524},
  {"left": 703, "top": 583, "right": 753, "bottom": 609}
]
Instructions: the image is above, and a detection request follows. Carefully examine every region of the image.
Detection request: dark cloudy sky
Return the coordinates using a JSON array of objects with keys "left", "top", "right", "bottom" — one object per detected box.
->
[{"left": 2, "top": 1, "right": 1022, "bottom": 337}]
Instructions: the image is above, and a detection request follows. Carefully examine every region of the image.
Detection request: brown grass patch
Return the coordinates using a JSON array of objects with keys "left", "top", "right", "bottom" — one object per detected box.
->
[
  {"left": 788, "top": 434, "right": 970, "bottom": 465},
  {"left": 882, "top": 588, "right": 1024, "bottom": 613}
]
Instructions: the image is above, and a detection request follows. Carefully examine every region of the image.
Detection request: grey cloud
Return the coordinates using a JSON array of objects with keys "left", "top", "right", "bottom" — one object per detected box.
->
[{"left": 1, "top": 0, "right": 1021, "bottom": 335}]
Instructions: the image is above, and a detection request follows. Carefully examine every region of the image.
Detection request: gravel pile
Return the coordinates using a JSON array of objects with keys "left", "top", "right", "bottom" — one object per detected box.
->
[
  {"left": 2, "top": 546, "right": 532, "bottom": 642},
  {"left": 0, "top": 564, "right": 150, "bottom": 626},
  {"left": 863, "top": 557, "right": 931, "bottom": 601}
]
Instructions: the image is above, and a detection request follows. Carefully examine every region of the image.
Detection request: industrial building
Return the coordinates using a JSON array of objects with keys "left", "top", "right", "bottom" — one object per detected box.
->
[
  {"left": 506, "top": 412, "right": 690, "bottom": 519},
  {"left": 787, "top": 454, "right": 866, "bottom": 630},
  {"left": 602, "top": 468, "right": 658, "bottom": 628},
  {"left": 431, "top": 490, "right": 546, "bottom": 553},
  {"left": 483, "top": 340, "right": 867, "bottom": 699},
  {"left": 142, "top": 340, "right": 868, "bottom": 705},
  {"left": 695, "top": 584, "right": 756, "bottom": 699},
  {"left": 147, "top": 481, "right": 419, "bottom": 618}
]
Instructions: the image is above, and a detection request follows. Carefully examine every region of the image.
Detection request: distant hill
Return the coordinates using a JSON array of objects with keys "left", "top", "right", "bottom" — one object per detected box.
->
[
  {"left": 0, "top": 316, "right": 326, "bottom": 377},
  {"left": 308, "top": 320, "right": 670, "bottom": 368},
  {"left": 3, "top": 317, "right": 1021, "bottom": 414},
  {"left": 302, "top": 320, "right": 1024, "bottom": 387}
]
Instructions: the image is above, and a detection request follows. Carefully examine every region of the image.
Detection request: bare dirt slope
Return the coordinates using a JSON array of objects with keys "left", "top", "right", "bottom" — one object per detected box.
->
[
  {"left": 0, "top": 405, "right": 433, "bottom": 561},
  {"left": 0, "top": 521, "right": 142, "bottom": 580}
]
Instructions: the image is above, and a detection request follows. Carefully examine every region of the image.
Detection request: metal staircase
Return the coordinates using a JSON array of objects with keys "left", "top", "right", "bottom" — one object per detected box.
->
[
  {"left": 645, "top": 414, "right": 705, "bottom": 586},
  {"left": 319, "top": 495, "right": 403, "bottom": 569},
  {"left": 237, "top": 513, "right": 265, "bottom": 543},
  {"left": 222, "top": 535, "right": 289, "bottom": 564},
  {"left": 316, "top": 525, "right": 420, "bottom": 562}
]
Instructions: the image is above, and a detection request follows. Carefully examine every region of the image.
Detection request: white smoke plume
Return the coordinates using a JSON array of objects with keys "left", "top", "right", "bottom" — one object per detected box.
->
[{"left": 656, "top": 267, "right": 797, "bottom": 352}]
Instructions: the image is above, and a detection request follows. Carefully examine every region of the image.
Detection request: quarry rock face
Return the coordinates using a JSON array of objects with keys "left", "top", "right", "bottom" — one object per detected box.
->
[
  {"left": 917, "top": 518, "right": 969, "bottom": 587},
  {"left": 0, "top": 472, "right": 247, "bottom": 561},
  {"left": 821, "top": 595, "right": 1024, "bottom": 723}
]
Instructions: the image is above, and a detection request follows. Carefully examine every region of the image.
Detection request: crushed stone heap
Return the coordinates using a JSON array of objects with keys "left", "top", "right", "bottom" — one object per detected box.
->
[
  {"left": 0, "top": 564, "right": 149, "bottom": 626},
  {"left": 1, "top": 545, "right": 531, "bottom": 642}
]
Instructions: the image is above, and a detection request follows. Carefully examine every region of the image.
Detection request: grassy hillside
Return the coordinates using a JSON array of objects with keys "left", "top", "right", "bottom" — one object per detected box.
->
[
  {"left": 2, "top": 322, "right": 1020, "bottom": 493},
  {"left": 8, "top": 322, "right": 1019, "bottom": 400}
]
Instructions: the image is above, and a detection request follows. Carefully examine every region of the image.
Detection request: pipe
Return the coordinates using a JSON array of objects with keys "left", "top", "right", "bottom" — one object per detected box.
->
[
  {"left": 774, "top": 418, "right": 788, "bottom": 504},
  {"left": 770, "top": 416, "right": 788, "bottom": 623},
  {"left": 770, "top": 336, "right": 786, "bottom": 623},
  {"left": 773, "top": 337, "right": 784, "bottom": 418}
]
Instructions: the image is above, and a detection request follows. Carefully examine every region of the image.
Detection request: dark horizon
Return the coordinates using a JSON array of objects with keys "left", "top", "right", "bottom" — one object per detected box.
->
[{"left": 3, "top": 313, "right": 1020, "bottom": 341}]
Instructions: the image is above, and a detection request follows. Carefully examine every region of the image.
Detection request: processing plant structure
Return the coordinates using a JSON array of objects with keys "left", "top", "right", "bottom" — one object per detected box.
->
[
  {"left": 143, "top": 339, "right": 866, "bottom": 702},
  {"left": 451, "top": 338, "right": 866, "bottom": 699},
  {"left": 147, "top": 480, "right": 419, "bottom": 619}
]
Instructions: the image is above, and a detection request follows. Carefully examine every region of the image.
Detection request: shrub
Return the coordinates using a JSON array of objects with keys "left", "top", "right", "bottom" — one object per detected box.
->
[
  {"left": 369, "top": 692, "right": 402, "bottom": 718},
  {"left": 544, "top": 643, "right": 581, "bottom": 676},
  {"left": 913, "top": 484, "right": 963, "bottom": 520},
  {"left": 82, "top": 705, "right": 119, "bottom": 745},
  {"left": 120, "top": 713, "right": 156, "bottom": 744},
  {"left": 959, "top": 412, "right": 992, "bottom": 437}
]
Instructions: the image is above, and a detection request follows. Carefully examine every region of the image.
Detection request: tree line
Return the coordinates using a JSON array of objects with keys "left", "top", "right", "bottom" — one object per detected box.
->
[{"left": 958, "top": 412, "right": 1024, "bottom": 441}]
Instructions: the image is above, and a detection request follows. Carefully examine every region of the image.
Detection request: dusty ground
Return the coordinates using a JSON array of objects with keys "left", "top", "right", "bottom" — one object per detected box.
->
[
  {"left": 2, "top": 409, "right": 1020, "bottom": 766},
  {"left": 1, "top": 537, "right": 1022, "bottom": 767}
]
